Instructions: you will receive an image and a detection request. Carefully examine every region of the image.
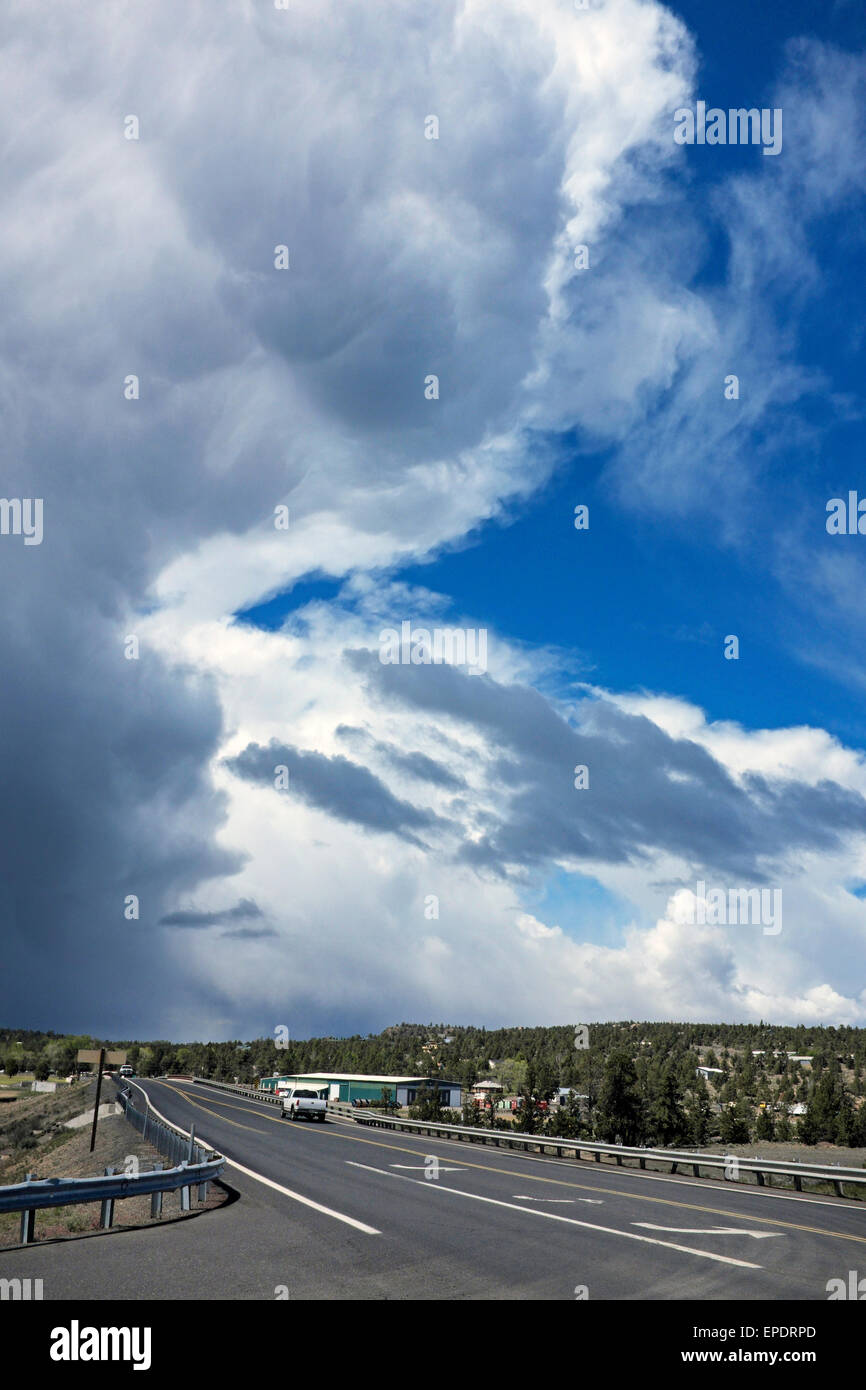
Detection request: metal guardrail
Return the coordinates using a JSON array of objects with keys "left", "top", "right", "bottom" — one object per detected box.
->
[
  {"left": 190, "top": 1076, "right": 282, "bottom": 1106},
  {"left": 350, "top": 1112, "right": 866, "bottom": 1199},
  {"left": 2, "top": 1153, "right": 226, "bottom": 1245},
  {"left": 117, "top": 1086, "right": 216, "bottom": 1165},
  {"left": 0, "top": 1083, "right": 225, "bottom": 1244},
  {"left": 1, "top": 1158, "right": 223, "bottom": 1218}
]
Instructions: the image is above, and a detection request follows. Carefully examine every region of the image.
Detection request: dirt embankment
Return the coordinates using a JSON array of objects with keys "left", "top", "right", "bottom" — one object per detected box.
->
[{"left": 0, "top": 1082, "right": 226, "bottom": 1248}]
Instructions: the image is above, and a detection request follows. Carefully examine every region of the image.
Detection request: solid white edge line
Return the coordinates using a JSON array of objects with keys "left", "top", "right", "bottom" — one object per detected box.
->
[
  {"left": 217, "top": 1156, "right": 381, "bottom": 1235},
  {"left": 345, "top": 1161, "right": 761, "bottom": 1269},
  {"left": 129, "top": 1078, "right": 381, "bottom": 1236}
]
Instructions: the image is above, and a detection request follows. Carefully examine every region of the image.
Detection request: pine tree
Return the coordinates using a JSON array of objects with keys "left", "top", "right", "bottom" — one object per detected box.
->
[
  {"left": 835, "top": 1092, "right": 856, "bottom": 1147},
  {"left": 596, "top": 1051, "right": 644, "bottom": 1145},
  {"left": 755, "top": 1107, "right": 775, "bottom": 1142},
  {"left": 646, "top": 1064, "right": 688, "bottom": 1147},
  {"left": 802, "top": 1068, "right": 846, "bottom": 1144},
  {"left": 719, "top": 1100, "right": 751, "bottom": 1145},
  {"left": 687, "top": 1081, "right": 713, "bottom": 1146}
]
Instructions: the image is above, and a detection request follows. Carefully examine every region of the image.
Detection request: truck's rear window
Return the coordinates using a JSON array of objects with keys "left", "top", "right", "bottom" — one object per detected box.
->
[{"left": 294, "top": 1090, "right": 319, "bottom": 1099}]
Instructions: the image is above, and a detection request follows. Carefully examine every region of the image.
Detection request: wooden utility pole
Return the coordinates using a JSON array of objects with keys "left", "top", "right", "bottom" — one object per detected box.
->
[{"left": 89, "top": 1047, "right": 106, "bottom": 1152}]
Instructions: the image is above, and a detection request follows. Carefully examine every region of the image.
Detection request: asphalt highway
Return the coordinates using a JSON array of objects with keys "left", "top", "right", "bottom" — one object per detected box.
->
[{"left": 8, "top": 1077, "right": 866, "bottom": 1300}]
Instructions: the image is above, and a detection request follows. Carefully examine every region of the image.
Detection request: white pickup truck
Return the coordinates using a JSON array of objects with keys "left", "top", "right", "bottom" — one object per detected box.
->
[{"left": 281, "top": 1087, "right": 327, "bottom": 1122}]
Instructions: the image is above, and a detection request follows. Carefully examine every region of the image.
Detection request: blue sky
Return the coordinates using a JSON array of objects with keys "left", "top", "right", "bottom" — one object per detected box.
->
[
  {"left": 239, "top": 448, "right": 866, "bottom": 744},
  {"left": 234, "top": 0, "right": 866, "bottom": 750},
  {"left": 4, "top": 0, "right": 866, "bottom": 1040}
]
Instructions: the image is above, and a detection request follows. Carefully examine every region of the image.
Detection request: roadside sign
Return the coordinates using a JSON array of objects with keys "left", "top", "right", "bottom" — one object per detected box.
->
[{"left": 77, "top": 1050, "right": 127, "bottom": 1066}]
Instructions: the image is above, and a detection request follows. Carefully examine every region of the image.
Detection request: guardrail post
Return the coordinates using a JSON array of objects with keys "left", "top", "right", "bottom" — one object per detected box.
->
[
  {"left": 198, "top": 1179, "right": 209, "bottom": 1203},
  {"left": 187, "top": 1124, "right": 195, "bottom": 1163},
  {"left": 19, "top": 1173, "right": 36, "bottom": 1245},
  {"left": 792, "top": 1173, "right": 802, "bottom": 1192},
  {"left": 670, "top": 1162, "right": 678, "bottom": 1174},
  {"left": 755, "top": 1171, "right": 765, "bottom": 1187},
  {"left": 180, "top": 1165, "right": 191, "bottom": 1212},
  {"left": 834, "top": 1180, "right": 844, "bottom": 1198},
  {"left": 151, "top": 1163, "right": 164, "bottom": 1217},
  {"left": 101, "top": 1167, "right": 116, "bottom": 1229},
  {"left": 692, "top": 1163, "right": 700, "bottom": 1178}
]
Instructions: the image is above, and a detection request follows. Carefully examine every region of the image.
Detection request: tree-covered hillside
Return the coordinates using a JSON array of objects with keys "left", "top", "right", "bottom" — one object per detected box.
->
[{"left": 3, "top": 1020, "right": 865, "bottom": 1147}]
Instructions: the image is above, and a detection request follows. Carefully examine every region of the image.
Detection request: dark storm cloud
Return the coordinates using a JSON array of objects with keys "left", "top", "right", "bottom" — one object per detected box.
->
[
  {"left": 377, "top": 745, "right": 466, "bottom": 790},
  {"left": 335, "top": 724, "right": 465, "bottom": 790},
  {"left": 220, "top": 925, "right": 278, "bottom": 941},
  {"left": 0, "top": 608, "right": 245, "bottom": 1037},
  {"left": 224, "top": 740, "right": 450, "bottom": 848},
  {"left": 160, "top": 898, "right": 264, "bottom": 928},
  {"left": 346, "top": 648, "right": 866, "bottom": 880}
]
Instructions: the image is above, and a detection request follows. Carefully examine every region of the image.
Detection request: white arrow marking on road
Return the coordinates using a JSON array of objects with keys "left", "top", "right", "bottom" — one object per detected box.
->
[
  {"left": 390, "top": 1164, "right": 465, "bottom": 1172},
  {"left": 633, "top": 1224, "right": 781, "bottom": 1240},
  {"left": 513, "top": 1196, "right": 604, "bottom": 1204}
]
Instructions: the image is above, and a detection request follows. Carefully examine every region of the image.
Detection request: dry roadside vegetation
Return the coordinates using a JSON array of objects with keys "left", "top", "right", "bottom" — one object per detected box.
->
[{"left": 0, "top": 1081, "right": 226, "bottom": 1247}]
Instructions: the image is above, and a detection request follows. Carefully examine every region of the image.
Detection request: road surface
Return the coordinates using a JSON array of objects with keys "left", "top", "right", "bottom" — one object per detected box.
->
[{"left": 6, "top": 1077, "right": 865, "bottom": 1301}]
